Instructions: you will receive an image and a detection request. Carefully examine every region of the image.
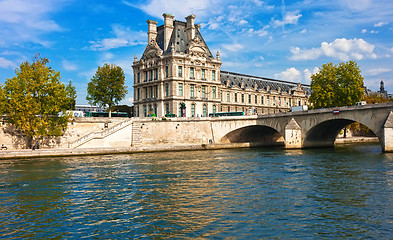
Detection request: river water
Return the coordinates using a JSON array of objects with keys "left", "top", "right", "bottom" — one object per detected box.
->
[{"left": 0, "top": 143, "right": 392, "bottom": 239}]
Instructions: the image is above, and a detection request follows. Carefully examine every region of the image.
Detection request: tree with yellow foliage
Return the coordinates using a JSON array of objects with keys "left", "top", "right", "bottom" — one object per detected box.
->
[{"left": 2, "top": 56, "right": 74, "bottom": 148}]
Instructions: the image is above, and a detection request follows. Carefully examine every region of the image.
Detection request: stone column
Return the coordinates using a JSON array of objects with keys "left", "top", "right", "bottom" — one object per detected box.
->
[
  {"left": 285, "top": 118, "right": 302, "bottom": 149},
  {"left": 383, "top": 111, "right": 393, "bottom": 152}
]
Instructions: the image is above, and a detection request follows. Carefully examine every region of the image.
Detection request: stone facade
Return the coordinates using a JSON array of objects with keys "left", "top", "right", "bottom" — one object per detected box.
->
[{"left": 132, "top": 13, "right": 310, "bottom": 118}]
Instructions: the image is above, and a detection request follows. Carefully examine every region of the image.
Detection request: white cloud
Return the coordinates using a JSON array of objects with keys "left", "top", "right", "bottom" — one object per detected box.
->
[
  {"left": 275, "top": 67, "right": 318, "bottom": 84},
  {"left": 0, "top": 57, "right": 16, "bottom": 69},
  {"left": 124, "top": 0, "right": 214, "bottom": 20},
  {"left": 89, "top": 24, "right": 145, "bottom": 51},
  {"left": 361, "top": 29, "right": 367, "bottom": 33},
  {"left": 365, "top": 68, "right": 392, "bottom": 76},
  {"left": 239, "top": 19, "right": 248, "bottom": 25},
  {"left": 374, "top": 21, "right": 387, "bottom": 27},
  {"left": 222, "top": 43, "right": 244, "bottom": 52},
  {"left": 62, "top": 60, "right": 77, "bottom": 71},
  {"left": 274, "top": 67, "right": 302, "bottom": 82},
  {"left": 300, "top": 29, "right": 307, "bottom": 34},
  {"left": 0, "top": 0, "right": 64, "bottom": 46},
  {"left": 248, "top": 26, "right": 269, "bottom": 37},
  {"left": 253, "top": 0, "right": 263, "bottom": 7},
  {"left": 391, "top": 47, "right": 393, "bottom": 53},
  {"left": 290, "top": 38, "right": 377, "bottom": 61},
  {"left": 303, "top": 67, "right": 319, "bottom": 82},
  {"left": 272, "top": 11, "right": 302, "bottom": 28},
  {"left": 341, "top": 0, "right": 371, "bottom": 11}
]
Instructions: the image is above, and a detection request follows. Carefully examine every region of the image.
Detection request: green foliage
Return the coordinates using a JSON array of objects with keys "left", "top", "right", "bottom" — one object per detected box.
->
[
  {"left": 309, "top": 61, "right": 364, "bottom": 109},
  {"left": 86, "top": 63, "right": 128, "bottom": 117},
  {"left": 3, "top": 56, "right": 72, "bottom": 148},
  {"left": 0, "top": 84, "right": 5, "bottom": 115},
  {"left": 362, "top": 94, "right": 389, "bottom": 104},
  {"left": 65, "top": 80, "right": 77, "bottom": 110}
]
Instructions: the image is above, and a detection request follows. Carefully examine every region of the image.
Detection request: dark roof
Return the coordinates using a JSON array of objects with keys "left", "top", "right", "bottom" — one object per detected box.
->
[
  {"left": 220, "top": 70, "right": 311, "bottom": 95},
  {"left": 155, "top": 20, "right": 213, "bottom": 57}
]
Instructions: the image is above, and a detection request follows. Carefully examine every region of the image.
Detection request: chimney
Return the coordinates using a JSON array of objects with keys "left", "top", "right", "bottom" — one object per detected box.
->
[
  {"left": 186, "top": 14, "right": 196, "bottom": 40},
  {"left": 146, "top": 20, "right": 158, "bottom": 45},
  {"left": 163, "top": 13, "right": 175, "bottom": 52}
]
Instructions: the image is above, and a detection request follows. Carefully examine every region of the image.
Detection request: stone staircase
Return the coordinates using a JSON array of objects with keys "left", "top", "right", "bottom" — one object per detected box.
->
[
  {"left": 68, "top": 118, "right": 133, "bottom": 148},
  {"left": 131, "top": 122, "right": 142, "bottom": 146}
]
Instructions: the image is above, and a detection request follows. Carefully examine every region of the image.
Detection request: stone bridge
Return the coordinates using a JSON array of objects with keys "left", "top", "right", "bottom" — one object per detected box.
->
[
  {"left": 73, "top": 102, "right": 393, "bottom": 152},
  {"left": 129, "top": 102, "right": 393, "bottom": 152}
]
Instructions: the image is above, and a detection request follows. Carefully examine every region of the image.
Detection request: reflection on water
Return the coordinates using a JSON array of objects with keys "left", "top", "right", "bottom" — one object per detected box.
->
[{"left": 0, "top": 143, "right": 392, "bottom": 239}]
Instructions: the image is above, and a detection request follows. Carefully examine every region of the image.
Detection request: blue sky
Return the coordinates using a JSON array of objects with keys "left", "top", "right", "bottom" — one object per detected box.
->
[{"left": 1, "top": 0, "right": 393, "bottom": 105}]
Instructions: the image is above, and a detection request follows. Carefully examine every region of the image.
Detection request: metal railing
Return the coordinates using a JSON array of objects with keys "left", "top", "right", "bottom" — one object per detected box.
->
[{"left": 68, "top": 118, "right": 133, "bottom": 148}]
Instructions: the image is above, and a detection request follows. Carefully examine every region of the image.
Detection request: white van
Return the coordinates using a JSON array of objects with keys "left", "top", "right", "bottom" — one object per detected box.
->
[{"left": 355, "top": 101, "right": 367, "bottom": 106}]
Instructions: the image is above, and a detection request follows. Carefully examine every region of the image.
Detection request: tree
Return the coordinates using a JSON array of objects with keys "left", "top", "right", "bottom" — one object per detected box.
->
[
  {"left": 0, "top": 84, "right": 5, "bottom": 115},
  {"left": 309, "top": 61, "right": 364, "bottom": 109},
  {"left": 65, "top": 80, "right": 77, "bottom": 110},
  {"left": 3, "top": 56, "right": 72, "bottom": 148},
  {"left": 86, "top": 63, "right": 128, "bottom": 117}
]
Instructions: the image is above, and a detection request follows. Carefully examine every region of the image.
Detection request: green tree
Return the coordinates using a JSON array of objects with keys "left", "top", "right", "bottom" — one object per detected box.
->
[
  {"left": 309, "top": 61, "right": 364, "bottom": 109},
  {"left": 3, "top": 56, "right": 72, "bottom": 148},
  {"left": 86, "top": 63, "right": 128, "bottom": 117},
  {"left": 65, "top": 80, "right": 77, "bottom": 110},
  {"left": 0, "top": 84, "right": 5, "bottom": 115}
]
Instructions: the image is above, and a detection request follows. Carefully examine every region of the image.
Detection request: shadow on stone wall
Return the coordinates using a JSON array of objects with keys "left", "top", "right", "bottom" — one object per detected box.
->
[{"left": 2, "top": 123, "right": 62, "bottom": 149}]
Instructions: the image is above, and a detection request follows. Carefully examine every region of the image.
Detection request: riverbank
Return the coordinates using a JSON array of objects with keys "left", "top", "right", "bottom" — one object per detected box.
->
[
  {"left": 0, "top": 137, "right": 381, "bottom": 160},
  {"left": 0, "top": 143, "right": 263, "bottom": 160}
]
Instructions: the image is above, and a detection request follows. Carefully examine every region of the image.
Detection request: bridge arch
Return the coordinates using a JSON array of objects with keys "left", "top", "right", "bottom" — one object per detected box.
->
[
  {"left": 303, "top": 118, "right": 380, "bottom": 148},
  {"left": 220, "top": 125, "right": 284, "bottom": 146}
]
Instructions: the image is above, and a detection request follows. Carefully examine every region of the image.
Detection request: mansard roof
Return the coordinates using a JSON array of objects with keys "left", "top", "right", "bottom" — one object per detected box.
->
[
  {"left": 220, "top": 71, "right": 311, "bottom": 95},
  {"left": 155, "top": 20, "right": 214, "bottom": 57}
]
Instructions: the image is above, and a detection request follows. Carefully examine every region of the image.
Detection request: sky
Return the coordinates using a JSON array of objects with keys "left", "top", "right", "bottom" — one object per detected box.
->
[{"left": 1, "top": 0, "right": 393, "bottom": 105}]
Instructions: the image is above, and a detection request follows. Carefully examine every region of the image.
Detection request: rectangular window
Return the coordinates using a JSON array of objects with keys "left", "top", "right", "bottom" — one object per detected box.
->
[
  {"left": 227, "top": 91, "right": 230, "bottom": 102},
  {"left": 255, "top": 95, "right": 257, "bottom": 104},
  {"left": 248, "top": 94, "right": 251, "bottom": 104},
  {"left": 155, "top": 69, "right": 158, "bottom": 80},
  {"left": 191, "top": 104, "right": 195, "bottom": 117},
  {"left": 178, "top": 66, "right": 182, "bottom": 77},
  {"left": 212, "top": 86, "right": 216, "bottom": 98},
  {"left": 267, "top": 96, "right": 270, "bottom": 106},
  {"left": 213, "top": 105, "right": 216, "bottom": 113},
  {"left": 165, "top": 66, "right": 169, "bottom": 78},
  {"left": 202, "top": 69, "right": 205, "bottom": 80},
  {"left": 261, "top": 95, "right": 264, "bottom": 105},
  {"left": 212, "top": 70, "right": 216, "bottom": 81},
  {"left": 202, "top": 86, "right": 206, "bottom": 99},
  {"left": 165, "top": 104, "right": 170, "bottom": 115},
  {"left": 190, "top": 85, "right": 195, "bottom": 98},
  {"left": 235, "top": 93, "right": 238, "bottom": 102},
  {"left": 137, "top": 73, "right": 140, "bottom": 83},
  {"left": 190, "top": 67, "right": 194, "bottom": 79},
  {"left": 137, "top": 88, "right": 140, "bottom": 100},
  {"left": 145, "top": 71, "right": 148, "bottom": 82},
  {"left": 150, "top": 70, "right": 153, "bottom": 81},
  {"left": 241, "top": 94, "right": 244, "bottom": 103},
  {"left": 165, "top": 83, "right": 169, "bottom": 97},
  {"left": 178, "top": 83, "right": 183, "bottom": 96},
  {"left": 203, "top": 105, "right": 207, "bottom": 117},
  {"left": 273, "top": 96, "right": 276, "bottom": 106}
]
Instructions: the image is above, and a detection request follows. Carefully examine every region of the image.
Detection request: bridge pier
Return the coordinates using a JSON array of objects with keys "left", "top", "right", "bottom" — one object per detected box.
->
[
  {"left": 284, "top": 118, "right": 302, "bottom": 149},
  {"left": 383, "top": 111, "right": 393, "bottom": 152}
]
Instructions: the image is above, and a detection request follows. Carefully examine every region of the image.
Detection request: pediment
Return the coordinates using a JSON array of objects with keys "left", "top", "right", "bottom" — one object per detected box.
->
[
  {"left": 187, "top": 37, "right": 207, "bottom": 58},
  {"left": 142, "top": 39, "right": 162, "bottom": 59}
]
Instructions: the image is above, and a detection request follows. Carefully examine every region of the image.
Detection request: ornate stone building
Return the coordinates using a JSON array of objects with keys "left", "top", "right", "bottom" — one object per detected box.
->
[{"left": 132, "top": 14, "right": 310, "bottom": 117}]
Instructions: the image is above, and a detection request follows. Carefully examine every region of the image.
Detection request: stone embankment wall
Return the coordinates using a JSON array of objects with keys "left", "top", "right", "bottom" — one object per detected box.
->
[{"left": 0, "top": 118, "right": 128, "bottom": 150}]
